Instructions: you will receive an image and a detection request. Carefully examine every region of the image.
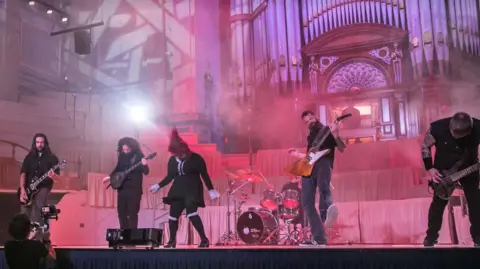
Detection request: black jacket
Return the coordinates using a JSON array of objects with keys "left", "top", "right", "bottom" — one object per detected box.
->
[
  {"left": 110, "top": 152, "right": 149, "bottom": 193},
  {"left": 422, "top": 117, "right": 480, "bottom": 171}
]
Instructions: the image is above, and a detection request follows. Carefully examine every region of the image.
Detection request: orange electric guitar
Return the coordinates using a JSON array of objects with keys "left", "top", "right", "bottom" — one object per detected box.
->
[{"left": 285, "top": 114, "right": 351, "bottom": 177}]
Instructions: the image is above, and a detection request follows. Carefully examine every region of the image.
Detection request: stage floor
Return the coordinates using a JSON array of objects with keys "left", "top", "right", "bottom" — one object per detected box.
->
[
  {"left": 2, "top": 244, "right": 480, "bottom": 269},
  {"left": 36, "top": 243, "right": 478, "bottom": 249}
]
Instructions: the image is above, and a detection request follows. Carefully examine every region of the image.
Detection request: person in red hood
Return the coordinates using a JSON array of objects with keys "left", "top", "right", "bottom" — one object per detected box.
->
[{"left": 150, "top": 128, "right": 220, "bottom": 248}]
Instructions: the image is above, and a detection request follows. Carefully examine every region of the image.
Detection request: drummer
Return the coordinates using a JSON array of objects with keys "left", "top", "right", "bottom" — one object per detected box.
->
[{"left": 279, "top": 176, "right": 305, "bottom": 227}]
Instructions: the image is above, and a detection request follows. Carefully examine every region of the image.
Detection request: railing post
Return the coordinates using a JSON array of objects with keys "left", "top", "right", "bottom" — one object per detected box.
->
[
  {"left": 72, "top": 93, "right": 77, "bottom": 128},
  {"left": 83, "top": 113, "right": 87, "bottom": 141}
]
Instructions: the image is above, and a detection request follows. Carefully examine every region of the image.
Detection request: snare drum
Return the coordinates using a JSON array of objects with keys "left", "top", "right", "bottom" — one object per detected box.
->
[
  {"left": 236, "top": 208, "right": 279, "bottom": 245},
  {"left": 282, "top": 188, "right": 300, "bottom": 209},
  {"left": 279, "top": 207, "right": 299, "bottom": 219},
  {"left": 260, "top": 190, "right": 281, "bottom": 210}
]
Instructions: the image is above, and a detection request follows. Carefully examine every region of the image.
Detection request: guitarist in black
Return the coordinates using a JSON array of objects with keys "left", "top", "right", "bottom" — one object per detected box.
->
[
  {"left": 102, "top": 137, "right": 149, "bottom": 229},
  {"left": 422, "top": 112, "right": 480, "bottom": 247},
  {"left": 19, "top": 133, "right": 60, "bottom": 241},
  {"left": 288, "top": 111, "right": 346, "bottom": 246}
]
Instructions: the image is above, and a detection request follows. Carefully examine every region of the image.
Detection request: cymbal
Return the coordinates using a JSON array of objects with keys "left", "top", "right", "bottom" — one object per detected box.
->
[
  {"left": 225, "top": 171, "right": 240, "bottom": 180},
  {"left": 237, "top": 173, "right": 264, "bottom": 183},
  {"left": 235, "top": 168, "right": 265, "bottom": 183}
]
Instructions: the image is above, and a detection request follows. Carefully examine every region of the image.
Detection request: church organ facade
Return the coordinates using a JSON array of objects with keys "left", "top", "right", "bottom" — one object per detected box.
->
[{"left": 228, "top": 0, "right": 480, "bottom": 147}]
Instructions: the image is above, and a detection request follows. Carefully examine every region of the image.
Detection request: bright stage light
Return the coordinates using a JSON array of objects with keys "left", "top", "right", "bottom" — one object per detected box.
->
[
  {"left": 28, "top": 1, "right": 35, "bottom": 6},
  {"left": 128, "top": 106, "right": 148, "bottom": 123}
]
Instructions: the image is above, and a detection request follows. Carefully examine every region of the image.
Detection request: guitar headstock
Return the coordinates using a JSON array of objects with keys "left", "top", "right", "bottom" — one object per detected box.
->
[
  {"left": 58, "top": 160, "right": 67, "bottom": 168},
  {"left": 146, "top": 152, "right": 157, "bottom": 160}
]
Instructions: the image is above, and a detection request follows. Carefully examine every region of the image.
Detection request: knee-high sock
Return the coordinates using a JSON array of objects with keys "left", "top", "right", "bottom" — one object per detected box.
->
[
  {"left": 189, "top": 215, "right": 207, "bottom": 240},
  {"left": 168, "top": 220, "right": 178, "bottom": 242}
]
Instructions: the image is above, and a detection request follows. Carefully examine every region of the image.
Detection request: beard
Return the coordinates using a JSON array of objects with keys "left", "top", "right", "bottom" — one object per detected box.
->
[{"left": 309, "top": 120, "right": 321, "bottom": 130}]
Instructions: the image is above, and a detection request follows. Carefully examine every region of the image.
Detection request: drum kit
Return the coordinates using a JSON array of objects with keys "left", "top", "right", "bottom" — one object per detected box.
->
[{"left": 216, "top": 169, "right": 311, "bottom": 246}]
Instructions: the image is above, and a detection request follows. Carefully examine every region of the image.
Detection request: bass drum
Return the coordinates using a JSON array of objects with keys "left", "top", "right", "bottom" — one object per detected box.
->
[{"left": 236, "top": 208, "right": 279, "bottom": 245}]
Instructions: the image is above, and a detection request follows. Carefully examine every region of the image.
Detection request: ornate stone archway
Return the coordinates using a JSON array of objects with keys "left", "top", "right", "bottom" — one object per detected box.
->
[{"left": 325, "top": 59, "right": 392, "bottom": 93}]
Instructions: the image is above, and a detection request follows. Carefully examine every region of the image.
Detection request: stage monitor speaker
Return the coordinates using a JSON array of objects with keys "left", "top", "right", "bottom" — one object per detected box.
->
[
  {"left": 74, "top": 30, "right": 91, "bottom": 55},
  {"left": 106, "top": 228, "right": 163, "bottom": 249}
]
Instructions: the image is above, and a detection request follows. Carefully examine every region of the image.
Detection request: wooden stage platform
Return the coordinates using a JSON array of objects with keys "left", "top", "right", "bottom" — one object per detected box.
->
[{"left": 1, "top": 244, "right": 480, "bottom": 269}]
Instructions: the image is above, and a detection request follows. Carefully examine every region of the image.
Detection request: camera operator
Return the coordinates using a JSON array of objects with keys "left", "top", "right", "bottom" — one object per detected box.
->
[{"left": 4, "top": 213, "right": 56, "bottom": 269}]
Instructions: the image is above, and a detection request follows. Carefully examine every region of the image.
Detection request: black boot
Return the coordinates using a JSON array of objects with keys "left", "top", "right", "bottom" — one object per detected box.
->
[
  {"left": 164, "top": 240, "right": 176, "bottom": 248},
  {"left": 198, "top": 238, "right": 209, "bottom": 248},
  {"left": 423, "top": 236, "right": 437, "bottom": 247},
  {"left": 165, "top": 219, "right": 178, "bottom": 248},
  {"left": 189, "top": 215, "right": 209, "bottom": 248}
]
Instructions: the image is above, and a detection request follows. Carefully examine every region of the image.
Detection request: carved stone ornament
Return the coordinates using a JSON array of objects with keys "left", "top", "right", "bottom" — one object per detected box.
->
[
  {"left": 327, "top": 62, "right": 388, "bottom": 93},
  {"left": 319, "top": 56, "right": 339, "bottom": 75},
  {"left": 368, "top": 47, "right": 391, "bottom": 65}
]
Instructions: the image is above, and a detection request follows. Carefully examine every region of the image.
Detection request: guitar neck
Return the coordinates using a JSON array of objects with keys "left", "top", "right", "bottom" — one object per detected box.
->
[
  {"left": 31, "top": 164, "right": 60, "bottom": 187},
  {"left": 311, "top": 122, "right": 338, "bottom": 152},
  {"left": 451, "top": 163, "right": 480, "bottom": 182},
  {"left": 125, "top": 162, "right": 142, "bottom": 174}
]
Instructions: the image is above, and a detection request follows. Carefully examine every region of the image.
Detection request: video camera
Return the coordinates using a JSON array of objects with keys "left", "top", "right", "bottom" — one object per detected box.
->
[
  {"left": 41, "top": 205, "right": 61, "bottom": 220},
  {"left": 31, "top": 205, "right": 61, "bottom": 239}
]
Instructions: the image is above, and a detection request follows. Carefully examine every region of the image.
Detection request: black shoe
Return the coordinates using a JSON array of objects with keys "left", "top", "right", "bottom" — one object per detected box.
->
[
  {"left": 164, "top": 240, "right": 176, "bottom": 248},
  {"left": 198, "top": 239, "right": 209, "bottom": 248},
  {"left": 299, "top": 240, "right": 326, "bottom": 247},
  {"left": 423, "top": 237, "right": 437, "bottom": 247}
]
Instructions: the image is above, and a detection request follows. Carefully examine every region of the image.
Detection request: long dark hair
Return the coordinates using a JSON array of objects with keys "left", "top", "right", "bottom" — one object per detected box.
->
[
  {"left": 117, "top": 137, "right": 142, "bottom": 155},
  {"left": 29, "top": 133, "right": 51, "bottom": 155}
]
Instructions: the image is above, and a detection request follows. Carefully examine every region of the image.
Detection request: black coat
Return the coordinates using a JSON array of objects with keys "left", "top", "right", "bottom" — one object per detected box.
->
[
  {"left": 158, "top": 152, "right": 214, "bottom": 208},
  {"left": 110, "top": 152, "right": 149, "bottom": 194}
]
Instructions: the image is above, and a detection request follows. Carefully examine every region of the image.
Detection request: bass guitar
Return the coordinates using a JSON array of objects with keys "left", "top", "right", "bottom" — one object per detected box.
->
[
  {"left": 17, "top": 160, "right": 67, "bottom": 206},
  {"left": 285, "top": 114, "right": 351, "bottom": 177},
  {"left": 429, "top": 162, "right": 480, "bottom": 200},
  {"left": 109, "top": 152, "right": 157, "bottom": 189}
]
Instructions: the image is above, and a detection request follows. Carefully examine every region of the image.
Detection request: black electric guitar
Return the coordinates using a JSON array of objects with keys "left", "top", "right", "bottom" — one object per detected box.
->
[
  {"left": 429, "top": 162, "right": 480, "bottom": 200},
  {"left": 17, "top": 160, "right": 67, "bottom": 206},
  {"left": 109, "top": 152, "right": 157, "bottom": 189}
]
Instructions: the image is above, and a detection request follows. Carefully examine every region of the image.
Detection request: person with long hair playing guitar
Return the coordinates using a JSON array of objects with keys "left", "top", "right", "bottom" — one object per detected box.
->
[
  {"left": 102, "top": 137, "right": 150, "bottom": 229},
  {"left": 19, "top": 133, "right": 60, "bottom": 241},
  {"left": 288, "top": 111, "right": 346, "bottom": 247}
]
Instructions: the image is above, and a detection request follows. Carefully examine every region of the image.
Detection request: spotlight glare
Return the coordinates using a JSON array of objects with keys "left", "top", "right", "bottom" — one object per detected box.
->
[
  {"left": 128, "top": 106, "right": 148, "bottom": 124},
  {"left": 28, "top": 1, "right": 35, "bottom": 6},
  {"left": 61, "top": 17, "right": 68, "bottom": 22},
  {"left": 47, "top": 9, "right": 53, "bottom": 14}
]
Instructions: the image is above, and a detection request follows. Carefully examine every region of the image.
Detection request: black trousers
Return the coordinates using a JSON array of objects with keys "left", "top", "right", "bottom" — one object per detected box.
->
[
  {"left": 427, "top": 175, "right": 480, "bottom": 241},
  {"left": 21, "top": 187, "right": 50, "bottom": 241},
  {"left": 301, "top": 158, "right": 333, "bottom": 243},
  {"left": 117, "top": 190, "right": 142, "bottom": 229}
]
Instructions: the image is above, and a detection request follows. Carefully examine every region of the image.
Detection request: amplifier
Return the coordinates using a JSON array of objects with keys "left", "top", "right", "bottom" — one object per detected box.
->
[{"left": 106, "top": 228, "right": 163, "bottom": 249}]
